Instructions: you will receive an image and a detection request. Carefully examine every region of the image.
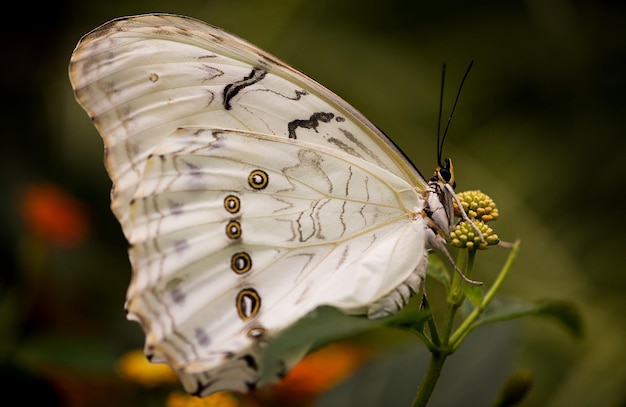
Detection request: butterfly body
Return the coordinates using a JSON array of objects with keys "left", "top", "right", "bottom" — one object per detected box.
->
[{"left": 70, "top": 14, "right": 458, "bottom": 395}]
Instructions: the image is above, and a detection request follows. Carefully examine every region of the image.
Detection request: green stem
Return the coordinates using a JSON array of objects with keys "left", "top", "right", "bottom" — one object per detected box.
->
[
  {"left": 411, "top": 351, "right": 448, "bottom": 407},
  {"left": 412, "top": 329, "right": 437, "bottom": 352},
  {"left": 423, "top": 297, "right": 441, "bottom": 347},
  {"left": 449, "top": 249, "right": 475, "bottom": 304},
  {"left": 412, "top": 248, "right": 475, "bottom": 406},
  {"left": 466, "top": 249, "right": 476, "bottom": 279},
  {"left": 411, "top": 237, "right": 520, "bottom": 406},
  {"left": 441, "top": 248, "right": 472, "bottom": 343},
  {"left": 440, "top": 301, "right": 459, "bottom": 347},
  {"left": 449, "top": 240, "right": 521, "bottom": 349}
]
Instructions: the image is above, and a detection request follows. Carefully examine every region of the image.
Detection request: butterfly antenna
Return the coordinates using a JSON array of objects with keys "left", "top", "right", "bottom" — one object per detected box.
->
[
  {"left": 439, "top": 61, "right": 474, "bottom": 165},
  {"left": 436, "top": 63, "right": 447, "bottom": 168}
]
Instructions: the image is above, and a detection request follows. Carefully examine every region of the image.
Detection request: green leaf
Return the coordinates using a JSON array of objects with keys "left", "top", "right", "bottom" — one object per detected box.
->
[
  {"left": 427, "top": 256, "right": 450, "bottom": 289},
  {"left": 260, "top": 305, "right": 431, "bottom": 381},
  {"left": 383, "top": 307, "right": 432, "bottom": 336},
  {"left": 470, "top": 297, "right": 583, "bottom": 337},
  {"left": 463, "top": 283, "right": 484, "bottom": 307},
  {"left": 260, "top": 306, "right": 382, "bottom": 381}
]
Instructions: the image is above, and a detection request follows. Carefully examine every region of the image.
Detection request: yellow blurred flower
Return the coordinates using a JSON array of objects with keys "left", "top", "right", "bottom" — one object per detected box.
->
[
  {"left": 116, "top": 349, "right": 178, "bottom": 387},
  {"left": 167, "top": 391, "right": 242, "bottom": 407}
]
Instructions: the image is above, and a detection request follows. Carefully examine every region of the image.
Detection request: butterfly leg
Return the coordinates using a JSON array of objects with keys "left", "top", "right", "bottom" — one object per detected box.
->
[
  {"left": 443, "top": 183, "right": 485, "bottom": 243},
  {"left": 424, "top": 225, "right": 482, "bottom": 286}
]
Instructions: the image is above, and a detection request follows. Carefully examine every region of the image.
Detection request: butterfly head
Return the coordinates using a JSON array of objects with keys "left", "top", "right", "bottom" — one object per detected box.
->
[{"left": 432, "top": 157, "right": 456, "bottom": 189}]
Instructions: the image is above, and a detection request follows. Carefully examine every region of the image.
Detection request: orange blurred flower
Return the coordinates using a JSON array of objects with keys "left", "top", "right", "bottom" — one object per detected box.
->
[
  {"left": 258, "top": 341, "right": 371, "bottom": 406},
  {"left": 20, "top": 182, "right": 90, "bottom": 248}
]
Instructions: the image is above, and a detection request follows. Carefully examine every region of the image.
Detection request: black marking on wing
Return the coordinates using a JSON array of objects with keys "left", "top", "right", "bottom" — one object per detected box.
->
[
  {"left": 339, "top": 200, "right": 348, "bottom": 237},
  {"left": 170, "top": 287, "right": 185, "bottom": 304},
  {"left": 327, "top": 136, "right": 363, "bottom": 159},
  {"left": 168, "top": 200, "right": 184, "bottom": 215},
  {"left": 223, "top": 68, "right": 267, "bottom": 110},
  {"left": 241, "top": 354, "right": 259, "bottom": 370},
  {"left": 196, "top": 63, "right": 223, "bottom": 83},
  {"left": 259, "top": 88, "right": 308, "bottom": 102},
  {"left": 276, "top": 360, "right": 288, "bottom": 379},
  {"left": 287, "top": 112, "right": 335, "bottom": 139},
  {"left": 394, "top": 296, "right": 403, "bottom": 310},
  {"left": 313, "top": 198, "right": 332, "bottom": 239},
  {"left": 339, "top": 128, "right": 387, "bottom": 168},
  {"left": 289, "top": 89, "right": 308, "bottom": 101},
  {"left": 192, "top": 378, "right": 219, "bottom": 397},
  {"left": 195, "top": 327, "right": 210, "bottom": 347}
]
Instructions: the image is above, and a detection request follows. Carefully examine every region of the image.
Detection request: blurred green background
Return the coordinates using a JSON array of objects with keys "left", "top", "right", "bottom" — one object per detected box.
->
[{"left": 2, "top": 0, "right": 625, "bottom": 406}]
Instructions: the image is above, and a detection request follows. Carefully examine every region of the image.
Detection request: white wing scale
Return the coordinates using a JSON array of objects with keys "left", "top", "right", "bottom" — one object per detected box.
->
[{"left": 69, "top": 14, "right": 434, "bottom": 395}]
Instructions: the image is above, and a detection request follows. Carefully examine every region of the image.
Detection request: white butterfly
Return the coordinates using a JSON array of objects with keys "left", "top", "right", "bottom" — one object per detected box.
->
[{"left": 69, "top": 13, "right": 479, "bottom": 396}]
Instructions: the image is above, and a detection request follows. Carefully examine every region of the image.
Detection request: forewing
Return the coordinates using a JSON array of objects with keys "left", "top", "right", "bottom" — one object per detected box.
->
[{"left": 69, "top": 13, "right": 426, "bottom": 227}]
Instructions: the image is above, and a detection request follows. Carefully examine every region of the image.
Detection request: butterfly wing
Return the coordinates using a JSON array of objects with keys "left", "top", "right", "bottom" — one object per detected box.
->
[
  {"left": 69, "top": 13, "right": 429, "bottom": 395},
  {"left": 128, "top": 127, "right": 426, "bottom": 393},
  {"left": 69, "top": 13, "right": 427, "bottom": 225}
]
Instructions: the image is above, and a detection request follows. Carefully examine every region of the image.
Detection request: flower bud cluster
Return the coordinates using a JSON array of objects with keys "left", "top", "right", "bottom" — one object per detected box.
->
[
  {"left": 454, "top": 190, "right": 499, "bottom": 222},
  {"left": 451, "top": 190, "right": 500, "bottom": 249}
]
